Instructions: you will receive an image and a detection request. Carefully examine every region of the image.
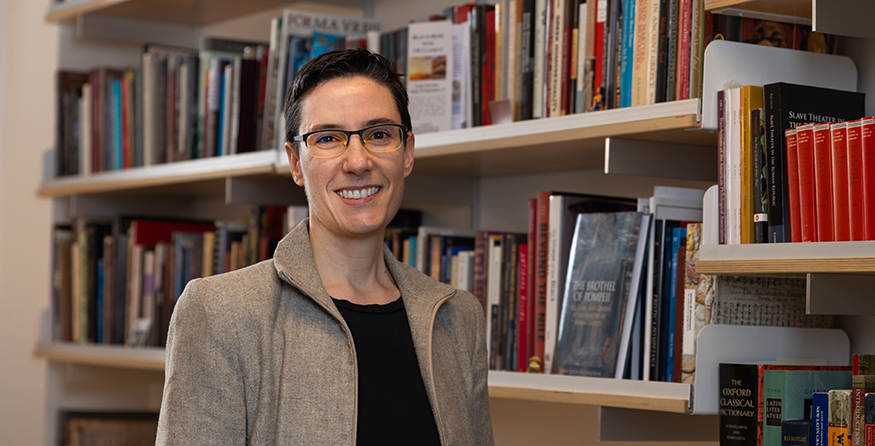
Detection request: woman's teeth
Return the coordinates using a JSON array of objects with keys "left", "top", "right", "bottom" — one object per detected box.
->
[{"left": 338, "top": 187, "right": 380, "bottom": 199}]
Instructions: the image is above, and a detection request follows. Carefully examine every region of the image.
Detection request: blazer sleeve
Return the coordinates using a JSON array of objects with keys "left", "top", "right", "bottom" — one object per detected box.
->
[
  {"left": 156, "top": 279, "right": 248, "bottom": 445},
  {"left": 468, "top": 295, "right": 495, "bottom": 445}
]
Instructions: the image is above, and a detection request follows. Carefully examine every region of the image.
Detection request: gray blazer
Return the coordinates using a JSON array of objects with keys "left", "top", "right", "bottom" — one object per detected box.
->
[{"left": 156, "top": 220, "right": 494, "bottom": 445}]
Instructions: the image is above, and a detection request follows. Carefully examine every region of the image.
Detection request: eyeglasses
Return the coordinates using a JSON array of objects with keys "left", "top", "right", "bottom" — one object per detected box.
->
[{"left": 293, "top": 123, "right": 408, "bottom": 158}]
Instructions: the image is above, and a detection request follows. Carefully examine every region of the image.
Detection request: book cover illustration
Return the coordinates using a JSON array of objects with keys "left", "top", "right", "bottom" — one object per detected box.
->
[
  {"left": 554, "top": 211, "right": 644, "bottom": 378},
  {"left": 681, "top": 223, "right": 714, "bottom": 386}
]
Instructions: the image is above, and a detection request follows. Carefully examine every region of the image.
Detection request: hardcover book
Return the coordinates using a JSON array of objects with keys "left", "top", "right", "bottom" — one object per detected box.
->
[
  {"left": 553, "top": 212, "right": 648, "bottom": 378},
  {"left": 830, "top": 389, "right": 852, "bottom": 446},
  {"left": 783, "top": 419, "right": 812, "bottom": 446},
  {"left": 813, "top": 123, "right": 835, "bottom": 242},
  {"left": 832, "top": 122, "right": 851, "bottom": 241},
  {"left": 763, "top": 82, "right": 866, "bottom": 243}
]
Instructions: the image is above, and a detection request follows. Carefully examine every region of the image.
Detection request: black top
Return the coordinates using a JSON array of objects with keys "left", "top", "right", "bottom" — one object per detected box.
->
[{"left": 332, "top": 296, "right": 442, "bottom": 446}]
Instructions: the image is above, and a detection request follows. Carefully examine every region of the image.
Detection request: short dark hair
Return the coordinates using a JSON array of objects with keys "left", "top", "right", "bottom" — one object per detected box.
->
[{"left": 283, "top": 49, "right": 411, "bottom": 153}]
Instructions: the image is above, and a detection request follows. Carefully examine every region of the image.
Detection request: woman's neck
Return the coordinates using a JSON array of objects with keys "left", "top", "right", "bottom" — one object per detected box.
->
[{"left": 308, "top": 223, "right": 399, "bottom": 305}]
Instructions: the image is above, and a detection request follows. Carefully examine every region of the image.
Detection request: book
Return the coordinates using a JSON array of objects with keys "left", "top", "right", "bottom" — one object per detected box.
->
[
  {"left": 740, "top": 85, "right": 764, "bottom": 244},
  {"left": 783, "top": 419, "right": 813, "bottom": 446},
  {"left": 832, "top": 122, "right": 851, "bottom": 241},
  {"left": 862, "top": 118, "right": 875, "bottom": 240},
  {"left": 543, "top": 191, "right": 637, "bottom": 374},
  {"left": 849, "top": 119, "right": 866, "bottom": 241},
  {"left": 764, "top": 366, "right": 852, "bottom": 446},
  {"left": 680, "top": 223, "right": 711, "bottom": 388},
  {"left": 813, "top": 122, "right": 834, "bottom": 242},
  {"left": 553, "top": 212, "right": 647, "bottom": 378},
  {"left": 719, "top": 362, "right": 763, "bottom": 446},
  {"left": 786, "top": 128, "right": 802, "bottom": 243},
  {"left": 830, "top": 389, "right": 852, "bottom": 446},
  {"left": 815, "top": 391, "right": 830, "bottom": 446},
  {"left": 56, "top": 70, "right": 89, "bottom": 177},
  {"left": 407, "top": 20, "right": 454, "bottom": 134},
  {"left": 853, "top": 375, "right": 875, "bottom": 446},
  {"left": 763, "top": 82, "right": 866, "bottom": 243},
  {"left": 795, "top": 123, "right": 817, "bottom": 242},
  {"left": 752, "top": 107, "right": 769, "bottom": 243}
]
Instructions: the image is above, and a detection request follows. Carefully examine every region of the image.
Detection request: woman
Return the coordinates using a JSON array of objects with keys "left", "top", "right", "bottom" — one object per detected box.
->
[{"left": 156, "top": 49, "right": 493, "bottom": 446}]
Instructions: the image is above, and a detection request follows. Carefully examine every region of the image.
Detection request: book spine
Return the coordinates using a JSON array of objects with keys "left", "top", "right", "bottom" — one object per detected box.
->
[
  {"left": 653, "top": 0, "right": 669, "bottom": 103},
  {"left": 675, "top": 0, "right": 691, "bottom": 101},
  {"left": 592, "top": 0, "right": 607, "bottom": 109},
  {"left": 664, "top": 0, "right": 679, "bottom": 102},
  {"left": 852, "top": 375, "right": 875, "bottom": 446},
  {"left": 719, "top": 363, "right": 759, "bottom": 446},
  {"left": 849, "top": 119, "right": 865, "bottom": 241},
  {"left": 526, "top": 198, "right": 538, "bottom": 371},
  {"left": 764, "top": 84, "right": 789, "bottom": 243},
  {"left": 648, "top": 219, "right": 664, "bottom": 381},
  {"left": 830, "top": 389, "right": 851, "bottom": 446},
  {"left": 786, "top": 128, "right": 802, "bottom": 243},
  {"left": 718, "top": 90, "right": 726, "bottom": 244},
  {"left": 832, "top": 122, "right": 851, "bottom": 241},
  {"left": 814, "top": 123, "right": 835, "bottom": 242},
  {"left": 520, "top": 0, "right": 536, "bottom": 120},
  {"left": 740, "top": 85, "right": 764, "bottom": 244},
  {"left": 796, "top": 123, "right": 817, "bottom": 243},
  {"left": 815, "top": 392, "right": 829, "bottom": 446},
  {"left": 618, "top": 0, "right": 635, "bottom": 108},
  {"left": 517, "top": 242, "right": 529, "bottom": 372},
  {"left": 782, "top": 420, "right": 813, "bottom": 446},
  {"left": 533, "top": 0, "right": 548, "bottom": 118},
  {"left": 534, "top": 190, "right": 551, "bottom": 372},
  {"left": 862, "top": 117, "right": 875, "bottom": 240},
  {"left": 753, "top": 108, "right": 769, "bottom": 243}
]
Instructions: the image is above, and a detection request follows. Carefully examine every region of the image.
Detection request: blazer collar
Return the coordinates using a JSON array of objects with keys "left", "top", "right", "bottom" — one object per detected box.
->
[{"left": 273, "top": 219, "right": 456, "bottom": 319}]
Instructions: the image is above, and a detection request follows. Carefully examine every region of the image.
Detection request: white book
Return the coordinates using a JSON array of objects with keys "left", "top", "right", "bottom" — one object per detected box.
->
[
  {"left": 457, "top": 250, "right": 473, "bottom": 292},
  {"left": 452, "top": 22, "right": 472, "bottom": 129},
  {"left": 407, "top": 20, "right": 454, "bottom": 134},
  {"left": 547, "top": 0, "right": 565, "bottom": 117},
  {"left": 486, "top": 239, "right": 503, "bottom": 368}
]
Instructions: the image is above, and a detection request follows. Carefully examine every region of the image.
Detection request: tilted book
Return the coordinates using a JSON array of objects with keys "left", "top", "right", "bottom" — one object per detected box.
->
[{"left": 553, "top": 212, "right": 647, "bottom": 378}]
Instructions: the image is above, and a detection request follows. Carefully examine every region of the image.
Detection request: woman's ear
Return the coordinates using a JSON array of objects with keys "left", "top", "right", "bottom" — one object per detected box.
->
[
  {"left": 403, "top": 132, "right": 415, "bottom": 178},
  {"left": 286, "top": 142, "right": 305, "bottom": 186}
]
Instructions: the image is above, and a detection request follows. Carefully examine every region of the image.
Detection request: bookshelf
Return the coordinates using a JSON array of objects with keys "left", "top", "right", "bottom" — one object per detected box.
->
[{"left": 34, "top": 0, "right": 875, "bottom": 444}]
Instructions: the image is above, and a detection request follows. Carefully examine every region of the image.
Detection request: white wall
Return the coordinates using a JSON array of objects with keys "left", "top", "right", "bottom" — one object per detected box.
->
[{"left": 0, "top": 1, "right": 57, "bottom": 445}]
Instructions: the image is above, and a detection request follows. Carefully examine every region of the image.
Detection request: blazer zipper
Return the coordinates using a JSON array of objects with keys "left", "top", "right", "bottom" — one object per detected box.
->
[
  {"left": 428, "top": 291, "right": 455, "bottom": 445},
  {"left": 277, "top": 271, "right": 359, "bottom": 445}
]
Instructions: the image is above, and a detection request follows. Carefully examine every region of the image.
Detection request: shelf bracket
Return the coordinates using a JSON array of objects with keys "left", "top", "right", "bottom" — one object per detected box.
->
[
  {"left": 807, "top": 273, "right": 875, "bottom": 315},
  {"left": 604, "top": 138, "right": 717, "bottom": 181}
]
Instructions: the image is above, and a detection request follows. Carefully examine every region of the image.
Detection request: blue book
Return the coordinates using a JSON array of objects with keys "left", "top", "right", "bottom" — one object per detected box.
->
[
  {"left": 812, "top": 391, "right": 828, "bottom": 446},
  {"left": 782, "top": 419, "right": 811, "bottom": 446},
  {"left": 665, "top": 226, "right": 686, "bottom": 381},
  {"left": 216, "top": 68, "right": 226, "bottom": 156},
  {"left": 619, "top": 0, "right": 636, "bottom": 108},
  {"left": 109, "top": 78, "right": 123, "bottom": 170}
]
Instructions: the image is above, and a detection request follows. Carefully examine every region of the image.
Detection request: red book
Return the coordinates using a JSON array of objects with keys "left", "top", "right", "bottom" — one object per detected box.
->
[
  {"left": 813, "top": 123, "right": 834, "bottom": 242},
  {"left": 533, "top": 190, "right": 552, "bottom": 373},
  {"left": 483, "top": 6, "right": 496, "bottom": 125},
  {"left": 862, "top": 117, "right": 875, "bottom": 240},
  {"left": 795, "top": 123, "right": 817, "bottom": 242},
  {"left": 675, "top": 0, "right": 692, "bottom": 101},
  {"left": 516, "top": 243, "right": 529, "bottom": 372},
  {"left": 592, "top": 0, "right": 606, "bottom": 109},
  {"left": 832, "top": 122, "right": 851, "bottom": 241},
  {"left": 785, "top": 128, "right": 802, "bottom": 243},
  {"left": 453, "top": 3, "right": 476, "bottom": 23},
  {"left": 848, "top": 119, "right": 865, "bottom": 241},
  {"left": 525, "top": 198, "right": 537, "bottom": 372}
]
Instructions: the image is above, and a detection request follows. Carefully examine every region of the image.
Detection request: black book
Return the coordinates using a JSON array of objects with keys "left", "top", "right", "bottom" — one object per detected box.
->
[
  {"left": 664, "top": 0, "right": 680, "bottom": 102},
  {"left": 653, "top": 0, "right": 670, "bottom": 103},
  {"left": 604, "top": 0, "right": 622, "bottom": 109},
  {"left": 752, "top": 108, "right": 769, "bottom": 243},
  {"left": 56, "top": 70, "right": 89, "bottom": 177},
  {"left": 782, "top": 419, "right": 812, "bottom": 446},
  {"left": 520, "top": 0, "right": 536, "bottom": 120},
  {"left": 655, "top": 219, "right": 680, "bottom": 381},
  {"left": 719, "top": 363, "right": 761, "bottom": 446},
  {"left": 763, "top": 82, "right": 865, "bottom": 243}
]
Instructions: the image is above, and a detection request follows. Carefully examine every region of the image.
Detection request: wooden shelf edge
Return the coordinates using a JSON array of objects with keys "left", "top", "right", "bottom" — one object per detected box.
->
[
  {"left": 34, "top": 341, "right": 165, "bottom": 371},
  {"left": 487, "top": 371, "right": 692, "bottom": 414},
  {"left": 37, "top": 151, "right": 278, "bottom": 197},
  {"left": 704, "top": 0, "right": 811, "bottom": 20},
  {"left": 45, "top": 0, "right": 129, "bottom": 22},
  {"left": 696, "top": 242, "right": 875, "bottom": 274}
]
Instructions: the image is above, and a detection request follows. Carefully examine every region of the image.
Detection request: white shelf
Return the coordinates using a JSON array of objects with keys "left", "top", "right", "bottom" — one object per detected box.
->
[{"left": 38, "top": 150, "right": 278, "bottom": 197}]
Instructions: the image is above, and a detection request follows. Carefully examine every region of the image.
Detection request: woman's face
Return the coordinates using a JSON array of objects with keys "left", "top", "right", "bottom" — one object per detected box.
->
[{"left": 286, "top": 76, "right": 414, "bottom": 240}]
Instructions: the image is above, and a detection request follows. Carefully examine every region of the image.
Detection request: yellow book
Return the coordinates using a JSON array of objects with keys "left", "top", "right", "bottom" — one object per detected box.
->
[{"left": 739, "top": 85, "right": 764, "bottom": 244}]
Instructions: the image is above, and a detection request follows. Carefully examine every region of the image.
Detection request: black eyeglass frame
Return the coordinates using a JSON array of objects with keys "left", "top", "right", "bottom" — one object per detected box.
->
[{"left": 292, "top": 123, "right": 410, "bottom": 158}]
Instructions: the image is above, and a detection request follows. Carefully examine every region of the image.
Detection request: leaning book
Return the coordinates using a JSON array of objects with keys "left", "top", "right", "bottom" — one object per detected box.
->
[{"left": 553, "top": 211, "right": 648, "bottom": 378}]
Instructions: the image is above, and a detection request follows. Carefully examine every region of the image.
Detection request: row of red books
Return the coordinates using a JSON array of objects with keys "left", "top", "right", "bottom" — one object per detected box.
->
[{"left": 785, "top": 117, "right": 875, "bottom": 242}]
